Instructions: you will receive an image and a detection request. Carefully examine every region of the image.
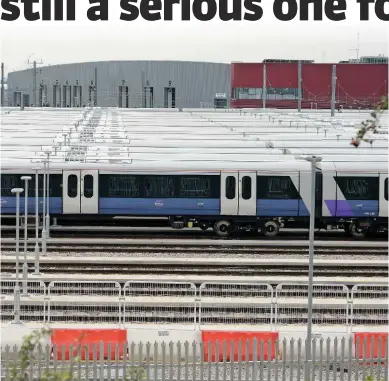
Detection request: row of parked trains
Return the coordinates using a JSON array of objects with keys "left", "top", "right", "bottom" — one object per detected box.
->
[{"left": 1, "top": 159, "right": 387, "bottom": 238}]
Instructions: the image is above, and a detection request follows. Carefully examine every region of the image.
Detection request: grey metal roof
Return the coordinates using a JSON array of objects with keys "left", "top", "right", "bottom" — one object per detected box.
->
[{"left": 1, "top": 106, "right": 387, "bottom": 170}]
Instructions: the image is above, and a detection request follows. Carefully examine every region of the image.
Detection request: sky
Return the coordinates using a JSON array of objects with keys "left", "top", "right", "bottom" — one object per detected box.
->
[{"left": 0, "top": 1, "right": 388, "bottom": 76}]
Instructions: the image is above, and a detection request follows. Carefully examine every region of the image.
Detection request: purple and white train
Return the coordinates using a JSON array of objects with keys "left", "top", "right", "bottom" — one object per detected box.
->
[{"left": 1, "top": 160, "right": 387, "bottom": 238}]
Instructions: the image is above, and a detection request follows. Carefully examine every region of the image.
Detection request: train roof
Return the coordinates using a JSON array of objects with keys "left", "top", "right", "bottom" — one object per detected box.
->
[
  {"left": 321, "top": 161, "right": 388, "bottom": 173},
  {"left": 1, "top": 159, "right": 311, "bottom": 173},
  {"left": 1, "top": 157, "right": 387, "bottom": 174},
  {"left": 1, "top": 107, "right": 387, "bottom": 170}
]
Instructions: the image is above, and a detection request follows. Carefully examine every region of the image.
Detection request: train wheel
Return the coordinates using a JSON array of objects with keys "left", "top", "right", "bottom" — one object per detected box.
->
[
  {"left": 349, "top": 222, "right": 365, "bottom": 239},
  {"left": 213, "top": 220, "right": 232, "bottom": 237},
  {"left": 199, "top": 223, "right": 209, "bottom": 231},
  {"left": 261, "top": 220, "right": 280, "bottom": 237}
]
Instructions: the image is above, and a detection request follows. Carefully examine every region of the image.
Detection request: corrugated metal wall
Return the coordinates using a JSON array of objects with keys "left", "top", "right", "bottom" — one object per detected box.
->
[{"left": 7, "top": 61, "right": 231, "bottom": 108}]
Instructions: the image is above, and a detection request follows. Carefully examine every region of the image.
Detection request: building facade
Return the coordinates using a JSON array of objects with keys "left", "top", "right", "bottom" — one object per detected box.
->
[
  {"left": 6, "top": 60, "right": 231, "bottom": 109},
  {"left": 6, "top": 58, "right": 388, "bottom": 110},
  {"left": 231, "top": 59, "right": 388, "bottom": 109}
]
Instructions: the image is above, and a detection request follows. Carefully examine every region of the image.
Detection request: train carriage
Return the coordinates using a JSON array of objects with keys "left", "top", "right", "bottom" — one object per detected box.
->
[
  {"left": 1, "top": 159, "right": 387, "bottom": 238},
  {"left": 321, "top": 162, "right": 388, "bottom": 237}
]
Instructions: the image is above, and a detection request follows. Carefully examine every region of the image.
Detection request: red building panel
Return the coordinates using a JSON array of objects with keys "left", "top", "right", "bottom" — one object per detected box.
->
[
  {"left": 231, "top": 63, "right": 263, "bottom": 88},
  {"left": 231, "top": 62, "right": 388, "bottom": 109},
  {"left": 266, "top": 63, "right": 298, "bottom": 88},
  {"left": 301, "top": 64, "right": 333, "bottom": 105},
  {"left": 336, "top": 64, "right": 388, "bottom": 106}
]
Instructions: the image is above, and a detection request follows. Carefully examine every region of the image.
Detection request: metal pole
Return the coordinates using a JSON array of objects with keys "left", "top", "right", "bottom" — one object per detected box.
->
[
  {"left": 298, "top": 60, "right": 302, "bottom": 112},
  {"left": 331, "top": 64, "right": 337, "bottom": 117},
  {"left": 21, "top": 176, "right": 31, "bottom": 297},
  {"left": 11, "top": 188, "right": 24, "bottom": 324},
  {"left": 33, "top": 61, "right": 37, "bottom": 107},
  {"left": 41, "top": 160, "right": 47, "bottom": 256},
  {"left": 94, "top": 67, "right": 98, "bottom": 106},
  {"left": 305, "top": 155, "right": 322, "bottom": 381},
  {"left": 262, "top": 64, "right": 267, "bottom": 109},
  {"left": 141, "top": 70, "right": 145, "bottom": 108},
  {"left": 45, "top": 152, "right": 51, "bottom": 239},
  {"left": 1, "top": 62, "right": 4, "bottom": 107},
  {"left": 33, "top": 167, "right": 41, "bottom": 275}
]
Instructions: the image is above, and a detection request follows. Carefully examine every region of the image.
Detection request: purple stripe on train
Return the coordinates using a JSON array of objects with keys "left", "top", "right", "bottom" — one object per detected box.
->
[{"left": 325, "top": 200, "right": 379, "bottom": 217}]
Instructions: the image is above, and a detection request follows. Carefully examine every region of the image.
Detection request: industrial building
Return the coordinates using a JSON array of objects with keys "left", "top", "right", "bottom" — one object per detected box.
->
[
  {"left": 3, "top": 57, "right": 388, "bottom": 109},
  {"left": 5, "top": 60, "right": 231, "bottom": 109},
  {"left": 231, "top": 59, "right": 388, "bottom": 109}
]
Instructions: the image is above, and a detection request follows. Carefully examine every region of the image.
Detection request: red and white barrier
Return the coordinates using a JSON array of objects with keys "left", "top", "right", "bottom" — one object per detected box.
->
[
  {"left": 354, "top": 332, "right": 388, "bottom": 364},
  {"left": 1, "top": 324, "right": 386, "bottom": 363},
  {"left": 51, "top": 328, "right": 127, "bottom": 360},
  {"left": 202, "top": 331, "right": 278, "bottom": 362}
]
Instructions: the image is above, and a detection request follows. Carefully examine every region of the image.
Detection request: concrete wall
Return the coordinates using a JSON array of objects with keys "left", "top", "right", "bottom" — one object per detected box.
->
[{"left": 7, "top": 61, "right": 231, "bottom": 108}]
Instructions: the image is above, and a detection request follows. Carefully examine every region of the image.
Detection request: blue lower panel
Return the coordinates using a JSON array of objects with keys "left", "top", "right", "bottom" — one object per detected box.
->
[
  {"left": 325, "top": 200, "right": 379, "bottom": 217},
  {"left": 298, "top": 200, "right": 309, "bottom": 216},
  {"left": 257, "top": 199, "right": 300, "bottom": 217},
  {"left": 99, "top": 198, "right": 220, "bottom": 215},
  {"left": 0, "top": 197, "right": 62, "bottom": 215}
]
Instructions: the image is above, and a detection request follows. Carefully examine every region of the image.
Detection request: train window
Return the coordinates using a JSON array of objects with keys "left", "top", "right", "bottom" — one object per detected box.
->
[
  {"left": 84, "top": 175, "right": 93, "bottom": 199},
  {"left": 242, "top": 176, "right": 252, "bottom": 200},
  {"left": 257, "top": 176, "right": 300, "bottom": 199},
  {"left": 99, "top": 174, "right": 221, "bottom": 198},
  {"left": 67, "top": 175, "right": 78, "bottom": 198},
  {"left": 1, "top": 175, "right": 19, "bottom": 196},
  {"left": 180, "top": 177, "right": 210, "bottom": 197},
  {"left": 179, "top": 176, "right": 220, "bottom": 198},
  {"left": 335, "top": 177, "right": 379, "bottom": 200},
  {"left": 99, "top": 175, "right": 140, "bottom": 197},
  {"left": 29, "top": 174, "right": 62, "bottom": 197},
  {"left": 1, "top": 174, "right": 62, "bottom": 197},
  {"left": 225, "top": 176, "right": 236, "bottom": 200},
  {"left": 385, "top": 178, "right": 388, "bottom": 201},
  {"left": 144, "top": 176, "right": 176, "bottom": 198}
]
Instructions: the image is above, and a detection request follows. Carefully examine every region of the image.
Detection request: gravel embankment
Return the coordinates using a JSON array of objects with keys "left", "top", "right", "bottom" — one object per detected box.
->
[{"left": 1, "top": 250, "right": 387, "bottom": 260}]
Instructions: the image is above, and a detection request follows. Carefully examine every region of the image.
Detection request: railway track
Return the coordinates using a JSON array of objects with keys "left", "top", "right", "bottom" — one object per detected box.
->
[
  {"left": 1, "top": 236, "right": 387, "bottom": 254},
  {"left": 1, "top": 256, "right": 387, "bottom": 277},
  {"left": 1, "top": 226, "right": 388, "bottom": 241}
]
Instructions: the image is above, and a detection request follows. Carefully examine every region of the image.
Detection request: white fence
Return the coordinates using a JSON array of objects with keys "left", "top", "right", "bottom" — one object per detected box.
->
[
  {"left": 199, "top": 283, "right": 273, "bottom": 328},
  {"left": 1, "top": 280, "right": 388, "bottom": 330},
  {"left": 123, "top": 281, "right": 197, "bottom": 326},
  {"left": 47, "top": 281, "right": 121, "bottom": 324},
  {"left": 2, "top": 337, "right": 388, "bottom": 381},
  {"left": 275, "top": 283, "right": 350, "bottom": 326},
  {"left": 1, "top": 279, "right": 46, "bottom": 322},
  {"left": 350, "top": 284, "right": 389, "bottom": 327}
]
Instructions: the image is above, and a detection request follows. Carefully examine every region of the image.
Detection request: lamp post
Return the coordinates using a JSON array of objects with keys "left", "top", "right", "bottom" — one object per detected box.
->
[
  {"left": 44, "top": 151, "right": 52, "bottom": 239},
  {"left": 11, "top": 188, "right": 24, "bottom": 324},
  {"left": 21, "top": 176, "right": 31, "bottom": 297},
  {"left": 41, "top": 159, "right": 47, "bottom": 257},
  {"left": 302, "top": 155, "right": 322, "bottom": 381},
  {"left": 32, "top": 167, "right": 41, "bottom": 275}
]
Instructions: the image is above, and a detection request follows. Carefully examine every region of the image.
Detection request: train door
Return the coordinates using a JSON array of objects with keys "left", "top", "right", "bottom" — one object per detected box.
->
[
  {"left": 220, "top": 172, "right": 257, "bottom": 216},
  {"left": 62, "top": 170, "right": 99, "bottom": 214},
  {"left": 379, "top": 174, "right": 388, "bottom": 217},
  {"left": 238, "top": 172, "right": 257, "bottom": 216},
  {"left": 220, "top": 172, "right": 238, "bottom": 215}
]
